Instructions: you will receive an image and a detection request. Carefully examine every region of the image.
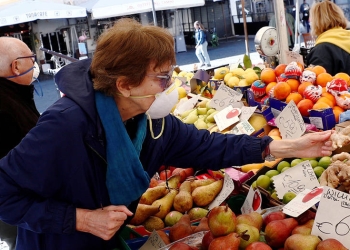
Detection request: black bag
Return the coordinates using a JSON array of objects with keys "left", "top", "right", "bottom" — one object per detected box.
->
[{"left": 204, "top": 29, "right": 211, "bottom": 45}]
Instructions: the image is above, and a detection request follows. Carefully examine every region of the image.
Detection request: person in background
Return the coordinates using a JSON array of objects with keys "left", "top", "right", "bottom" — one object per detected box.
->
[
  {"left": 307, "top": 0, "right": 350, "bottom": 75},
  {"left": 300, "top": 0, "right": 310, "bottom": 33},
  {"left": 0, "top": 18, "right": 335, "bottom": 249},
  {"left": 194, "top": 21, "right": 211, "bottom": 68},
  {"left": 0, "top": 37, "right": 40, "bottom": 250},
  {"left": 269, "top": 4, "right": 295, "bottom": 50}
]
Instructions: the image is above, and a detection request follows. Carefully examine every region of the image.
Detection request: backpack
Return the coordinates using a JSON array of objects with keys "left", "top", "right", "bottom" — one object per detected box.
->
[{"left": 204, "top": 29, "right": 211, "bottom": 45}]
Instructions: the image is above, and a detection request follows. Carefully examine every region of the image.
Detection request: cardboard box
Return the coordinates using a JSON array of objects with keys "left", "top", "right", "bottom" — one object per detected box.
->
[
  {"left": 334, "top": 121, "right": 350, "bottom": 154},
  {"left": 269, "top": 98, "right": 336, "bottom": 131}
]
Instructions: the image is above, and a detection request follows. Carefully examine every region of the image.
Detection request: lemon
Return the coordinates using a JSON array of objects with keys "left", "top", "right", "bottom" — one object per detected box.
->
[
  {"left": 214, "top": 67, "right": 229, "bottom": 80},
  {"left": 224, "top": 72, "right": 233, "bottom": 84},
  {"left": 227, "top": 76, "right": 240, "bottom": 88},
  {"left": 243, "top": 72, "right": 259, "bottom": 85},
  {"left": 230, "top": 67, "right": 245, "bottom": 76},
  {"left": 177, "top": 87, "right": 187, "bottom": 99}
]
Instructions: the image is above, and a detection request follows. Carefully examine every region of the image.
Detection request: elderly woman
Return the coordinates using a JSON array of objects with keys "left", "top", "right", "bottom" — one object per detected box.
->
[
  {"left": 306, "top": 0, "right": 350, "bottom": 75},
  {"left": 0, "top": 18, "right": 334, "bottom": 249}
]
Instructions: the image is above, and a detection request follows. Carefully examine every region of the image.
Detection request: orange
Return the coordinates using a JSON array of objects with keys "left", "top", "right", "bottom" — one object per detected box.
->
[
  {"left": 286, "top": 92, "right": 303, "bottom": 105},
  {"left": 286, "top": 79, "right": 300, "bottom": 92},
  {"left": 311, "top": 65, "right": 327, "bottom": 76},
  {"left": 297, "top": 99, "right": 314, "bottom": 117},
  {"left": 334, "top": 72, "right": 350, "bottom": 86},
  {"left": 265, "top": 82, "right": 277, "bottom": 95},
  {"left": 322, "top": 87, "right": 327, "bottom": 93},
  {"left": 261, "top": 68, "right": 277, "bottom": 84},
  {"left": 274, "top": 64, "right": 287, "bottom": 77},
  {"left": 268, "top": 128, "right": 281, "bottom": 137},
  {"left": 333, "top": 106, "right": 344, "bottom": 123},
  {"left": 317, "top": 97, "right": 335, "bottom": 108},
  {"left": 273, "top": 82, "right": 291, "bottom": 100},
  {"left": 313, "top": 101, "right": 331, "bottom": 110},
  {"left": 296, "top": 62, "right": 305, "bottom": 72},
  {"left": 316, "top": 72, "right": 333, "bottom": 88},
  {"left": 321, "top": 92, "right": 336, "bottom": 106},
  {"left": 298, "top": 82, "right": 313, "bottom": 96}
]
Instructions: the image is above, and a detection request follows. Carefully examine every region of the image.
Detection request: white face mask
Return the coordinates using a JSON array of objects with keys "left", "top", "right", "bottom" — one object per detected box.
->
[
  {"left": 129, "top": 84, "right": 179, "bottom": 139},
  {"left": 32, "top": 62, "right": 40, "bottom": 83}
]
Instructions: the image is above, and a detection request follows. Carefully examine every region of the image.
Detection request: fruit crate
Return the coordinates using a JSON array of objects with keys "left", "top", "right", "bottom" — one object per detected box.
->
[{"left": 114, "top": 226, "right": 147, "bottom": 250}]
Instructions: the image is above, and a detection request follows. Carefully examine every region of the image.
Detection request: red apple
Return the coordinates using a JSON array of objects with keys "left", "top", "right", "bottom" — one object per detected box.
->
[{"left": 245, "top": 242, "right": 272, "bottom": 250}]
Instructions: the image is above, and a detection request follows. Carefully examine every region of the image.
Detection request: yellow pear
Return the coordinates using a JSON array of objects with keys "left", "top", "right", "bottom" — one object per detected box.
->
[
  {"left": 194, "top": 119, "right": 208, "bottom": 130},
  {"left": 192, "top": 179, "right": 224, "bottom": 206},
  {"left": 139, "top": 186, "right": 169, "bottom": 205},
  {"left": 152, "top": 189, "right": 178, "bottom": 219},
  {"left": 173, "top": 181, "right": 193, "bottom": 213},
  {"left": 205, "top": 111, "right": 219, "bottom": 123},
  {"left": 129, "top": 203, "right": 160, "bottom": 225}
]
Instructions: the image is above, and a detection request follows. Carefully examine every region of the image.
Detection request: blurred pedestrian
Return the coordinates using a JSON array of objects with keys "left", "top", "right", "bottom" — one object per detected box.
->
[
  {"left": 194, "top": 21, "right": 211, "bottom": 68},
  {"left": 300, "top": 0, "right": 310, "bottom": 33}
]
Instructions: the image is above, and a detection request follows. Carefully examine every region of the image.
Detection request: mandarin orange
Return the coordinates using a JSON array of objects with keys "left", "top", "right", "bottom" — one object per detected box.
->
[
  {"left": 316, "top": 72, "right": 333, "bottom": 88},
  {"left": 286, "top": 92, "right": 303, "bottom": 105},
  {"left": 298, "top": 82, "right": 313, "bottom": 96},
  {"left": 286, "top": 79, "right": 300, "bottom": 92},
  {"left": 311, "top": 65, "right": 327, "bottom": 76},
  {"left": 265, "top": 82, "right": 277, "bottom": 95},
  {"left": 274, "top": 64, "right": 287, "bottom": 77},
  {"left": 334, "top": 72, "right": 350, "bottom": 86},
  {"left": 297, "top": 99, "right": 314, "bottom": 117},
  {"left": 261, "top": 68, "right": 277, "bottom": 84},
  {"left": 274, "top": 82, "right": 291, "bottom": 100}
]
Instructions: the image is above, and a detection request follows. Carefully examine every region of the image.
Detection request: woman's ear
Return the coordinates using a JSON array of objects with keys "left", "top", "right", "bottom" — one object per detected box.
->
[{"left": 116, "top": 77, "right": 131, "bottom": 97}]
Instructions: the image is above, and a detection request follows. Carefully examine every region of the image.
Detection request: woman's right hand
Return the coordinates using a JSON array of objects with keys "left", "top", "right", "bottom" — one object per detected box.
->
[{"left": 76, "top": 205, "right": 133, "bottom": 240}]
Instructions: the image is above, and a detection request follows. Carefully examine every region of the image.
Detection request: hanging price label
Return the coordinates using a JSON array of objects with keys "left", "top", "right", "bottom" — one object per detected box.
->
[
  {"left": 273, "top": 160, "right": 320, "bottom": 199},
  {"left": 275, "top": 100, "right": 306, "bottom": 139},
  {"left": 211, "top": 84, "right": 243, "bottom": 111}
]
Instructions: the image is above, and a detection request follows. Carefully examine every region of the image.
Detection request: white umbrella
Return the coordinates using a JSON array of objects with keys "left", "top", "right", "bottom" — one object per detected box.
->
[
  {"left": 0, "top": 0, "right": 87, "bottom": 27},
  {"left": 91, "top": 0, "right": 204, "bottom": 20}
]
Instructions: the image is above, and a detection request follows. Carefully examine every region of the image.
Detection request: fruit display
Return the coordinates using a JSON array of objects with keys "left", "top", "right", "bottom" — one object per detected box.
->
[
  {"left": 247, "top": 156, "right": 331, "bottom": 204},
  {"left": 128, "top": 167, "right": 224, "bottom": 232},
  {"left": 141, "top": 205, "right": 347, "bottom": 250},
  {"left": 251, "top": 61, "right": 350, "bottom": 122}
]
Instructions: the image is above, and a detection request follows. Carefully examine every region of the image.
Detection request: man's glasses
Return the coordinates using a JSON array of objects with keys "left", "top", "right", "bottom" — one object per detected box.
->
[
  {"left": 10, "top": 54, "right": 36, "bottom": 66},
  {"left": 147, "top": 67, "right": 174, "bottom": 90}
]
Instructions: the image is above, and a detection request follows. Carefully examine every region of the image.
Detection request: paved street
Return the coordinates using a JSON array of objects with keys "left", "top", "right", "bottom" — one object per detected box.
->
[{"left": 33, "top": 35, "right": 259, "bottom": 113}]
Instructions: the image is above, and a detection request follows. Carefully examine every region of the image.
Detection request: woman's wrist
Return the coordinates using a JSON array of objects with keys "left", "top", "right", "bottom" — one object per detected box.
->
[{"left": 268, "top": 139, "right": 294, "bottom": 158}]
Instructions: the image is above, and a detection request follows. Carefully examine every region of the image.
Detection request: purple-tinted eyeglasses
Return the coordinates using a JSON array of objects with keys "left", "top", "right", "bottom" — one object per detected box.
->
[{"left": 147, "top": 67, "right": 174, "bottom": 90}]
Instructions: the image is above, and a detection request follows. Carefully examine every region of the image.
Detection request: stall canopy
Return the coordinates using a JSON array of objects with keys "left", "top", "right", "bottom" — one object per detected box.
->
[
  {"left": 91, "top": 0, "right": 205, "bottom": 20},
  {"left": 0, "top": 0, "right": 87, "bottom": 27}
]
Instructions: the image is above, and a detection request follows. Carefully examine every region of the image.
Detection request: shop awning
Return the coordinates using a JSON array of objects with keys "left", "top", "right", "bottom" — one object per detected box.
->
[
  {"left": 91, "top": 0, "right": 205, "bottom": 20},
  {"left": 0, "top": 0, "right": 87, "bottom": 27}
]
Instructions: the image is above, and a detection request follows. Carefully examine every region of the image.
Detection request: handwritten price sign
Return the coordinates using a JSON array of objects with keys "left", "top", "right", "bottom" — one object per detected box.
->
[
  {"left": 273, "top": 160, "right": 320, "bottom": 199},
  {"left": 211, "top": 84, "right": 243, "bottom": 111},
  {"left": 312, "top": 187, "right": 350, "bottom": 249},
  {"left": 275, "top": 100, "right": 305, "bottom": 139},
  {"left": 139, "top": 230, "right": 166, "bottom": 250},
  {"left": 208, "top": 174, "right": 235, "bottom": 210}
]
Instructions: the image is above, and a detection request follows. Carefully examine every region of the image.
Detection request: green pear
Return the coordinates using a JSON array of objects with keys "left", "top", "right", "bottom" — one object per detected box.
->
[
  {"left": 236, "top": 223, "right": 260, "bottom": 249},
  {"left": 188, "top": 207, "right": 209, "bottom": 220},
  {"left": 183, "top": 113, "right": 198, "bottom": 124},
  {"left": 284, "top": 233, "right": 321, "bottom": 250},
  {"left": 164, "top": 211, "right": 183, "bottom": 227},
  {"left": 197, "top": 100, "right": 208, "bottom": 108},
  {"left": 180, "top": 109, "right": 194, "bottom": 119},
  {"left": 197, "top": 107, "right": 207, "bottom": 115},
  {"left": 206, "top": 100, "right": 212, "bottom": 109},
  {"left": 205, "top": 111, "right": 219, "bottom": 123},
  {"left": 194, "top": 119, "right": 208, "bottom": 130},
  {"left": 206, "top": 108, "right": 216, "bottom": 115}
]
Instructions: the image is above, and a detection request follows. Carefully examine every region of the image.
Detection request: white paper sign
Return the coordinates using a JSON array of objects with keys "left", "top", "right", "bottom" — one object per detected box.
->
[
  {"left": 239, "top": 106, "right": 257, "bottom": 121},
  {"left": 139, "top": 230, "right": 166, "bottom": 250},
  {"left": 273, "top": 161, "right": 320, "bottom": 199},
  {"left": 275, "top": 100, "right": 306, "bottom": 139},
  {"left": 284, "top": 50, "right": 304, "bottom": 65},
  {"left": 283, "top": 187, "right": 323, "bottom": 217},
  {"left": 230, "top": 120, "right": 255, "bottom": 135},
  {"left": 311, "top": 187, "right": 350, "bottom": 248},
  {"left": 210, "top": 84, "right": 243, "bottom": 111},
  {"left": 175, "top": 95, "right": 199, "bottom": 115},
  {"left": 214, "top": 106, "right": 241, "bottom": 131},
  {"left": 241, "top": 186, "right": 262, "bottom": 214},
  {"left": 208, "top": 174, "right": 235, "bottom": 210}
]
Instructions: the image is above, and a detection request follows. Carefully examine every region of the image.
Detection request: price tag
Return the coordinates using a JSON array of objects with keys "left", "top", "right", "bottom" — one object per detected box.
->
[
  {"left": 284, "top": 50, "right": 304, "bottom": 65},
  {"left": 311, "top": 187, "right": 350, "bottom": 248},
  {"left": 174, "top": 95, "right": 199, "bottom": 116},
  {"left": 309, "top": 117, "right": 324, "bottom": 130},
  {"left": 241, "top": 186, "right": 262, "bottom": 214},
  {"left": 211, "top": 84, "right": 243, "bottom": 111},
  {"left": 214, "top": 106, "right": 241, "bottom": 131},
  {"left": 208, "top": 174, "right": 235, "bottom": 210},
  {"left": 273, "top": 161, "right": 320, "bottom": 199},
  {"left": 239, "top": 106, "right": 257, "bottom": 121},
  {"left": 139, "top": 230, "right": 166, "bottom": 250},
  {"left": 230, "top": 120, "right": 255, "bottom": 135},
  {"left": 283, "top": 187, "right": 323, "bottom": 217},
  {"left": 275, "top": 100, "right": 306, "bottom": 139}
]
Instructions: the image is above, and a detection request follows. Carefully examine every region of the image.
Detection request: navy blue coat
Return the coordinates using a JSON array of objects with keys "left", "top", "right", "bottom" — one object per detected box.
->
[{"left": 0, "top": 59, "right": 271, "bottom": 249}]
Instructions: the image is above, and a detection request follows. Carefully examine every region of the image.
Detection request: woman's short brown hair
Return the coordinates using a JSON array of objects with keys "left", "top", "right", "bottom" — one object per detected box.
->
[
  {"left": 310, "top": 0, "right": 347, "bottom": 37},
  {"left": 91, "top": 18, "right": 176, "bottom": 96}
]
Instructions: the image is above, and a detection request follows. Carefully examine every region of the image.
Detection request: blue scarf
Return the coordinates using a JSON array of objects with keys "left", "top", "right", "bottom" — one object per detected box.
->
[{"left": 95, "top": 91, "right": 150, "bottom": 206}]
